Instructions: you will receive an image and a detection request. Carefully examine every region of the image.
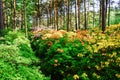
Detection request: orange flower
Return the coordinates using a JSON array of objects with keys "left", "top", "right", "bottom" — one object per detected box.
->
[
  {"left": 54, "top": 63, "right": 58, "bottom": 67},
  {"left": 48, "top": 41, "right": 52, "bottom": 47}
]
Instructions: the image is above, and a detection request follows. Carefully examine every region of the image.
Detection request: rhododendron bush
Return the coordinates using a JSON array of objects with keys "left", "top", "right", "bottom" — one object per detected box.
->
[{"left": 31, "top": 24, "right": 120, "bottom": 80}]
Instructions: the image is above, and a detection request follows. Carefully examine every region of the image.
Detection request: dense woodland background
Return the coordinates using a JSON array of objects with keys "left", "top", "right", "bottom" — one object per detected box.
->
[
  {"left": 0, "top": 0, "right": 120, "bottom": 34},
  {"left": 0, "top": 0, "right": 120, "bottom": 80}
]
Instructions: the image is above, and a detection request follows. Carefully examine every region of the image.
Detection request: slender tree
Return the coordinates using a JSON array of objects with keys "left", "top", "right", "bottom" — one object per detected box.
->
[
  {"left": 49, "top": 0, "right": 52, "bottom": 26},
  {"left": 108, "top": 0, "right": 110, "bottom": 26},
  {"left": 105, "top": 0, "right": 108, "bottom": 26},
  {"left": 102, "top": 0, "right": 106, "bottom": 33},
  {"left": 23, "top": 0, "right": 28, "bottom": 37},
  {"left": 99, "top": 0, "right": 102, "bottom": 28},
  {"left": 87, "top": 0, "right": 90, "bottom": 28},
  {"left": 84, "top": 0, "right": 87, "bottom": 29},
  {"left": 54, "top": 0, "right": 58, "bottom": 30},
  {"left": 63, "top": 0, "right": 67, "bottom": 29},
  {"left": 0, "top": 0, "right": 4, "bottom": 34},
  {"left": 67, "top": 0, "right": 70, "bottom": 31},
  {"left": 47, "top": 2, "right": 49, "bottom": 27},
  {"left": 13, "top": 0, "right": 16, "bottom": 30},
  {"left": 93, "top": 0, "right": 95, "bottom": 27},
  {"left": 77, "top": 0, "right": 81, "bottom": 29},
  {"left": 75, "top": 0, "right": 77, "bottom": 30},
  {"left": 37, "top": 0, "right": 40, "bottom": 27}
]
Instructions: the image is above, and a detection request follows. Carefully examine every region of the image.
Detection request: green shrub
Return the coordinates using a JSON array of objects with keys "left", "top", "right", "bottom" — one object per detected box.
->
[
  {"left": 31, "top": 26, "right": 120, "bottom": 80},
  {"left": 32, "top": 36, "right": 90, "bottom": 80},
  {"left": 0, "top": 32, "right": 50, "bottom": 80}
]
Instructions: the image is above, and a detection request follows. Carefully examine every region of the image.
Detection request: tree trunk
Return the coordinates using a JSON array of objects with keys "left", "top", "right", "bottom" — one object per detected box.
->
[
  {"left": 84, "top": 0, "right": 87, "bottom": 29},
  {"left": 93, "top": 0, "right": 95, "bottom": 27},
  {"left": 0, "top": 0, "right": 4, "bottom": 34},
  {"left": 6, "top": 1, "right": 9, "bottom": 28},
  {"left": 10, "top": 1, "right": 13, "bottom": 28},
  {"left": 24, "top": 0, "right": 28, "bottom": 37},
  {"left": 108, "top": 0, "right": 110, "bottom": 26},
  {"left": 69, "top": 2, "right": 72, "bottom": 30},
  {"left": 47, "top": 6, "right": 49, "bottom": 28},
  {"left": 54, "top": 0, "right": 58, "bottom": 30},
  {"left": 63, "top": 3, "right": 66, "bottom": 29},
  {"left": 87, "top": 0, "right": 90, "bottom": 28},
  {"left": 99, "top": 0, "right": 102, "bottom": 28},
  {"left": 75, "top": 0, "right": 77, "bottom": 30},
  {"left": 67, "top": 0, "right": 69, "bottom": 31},
  {"left": 37, "top": 0, "right": 40, "bottom": 28},
  {"left": 13, "top": 0, "right": 16, "bottom": 30},
  {"left": 105, "top": 0, "right": 108, "bottom": 26},
  {"left": 102, "top": 0, "right": 106, "bottom": 33},
  {"left": 77, "top": 0, "right": 81, "bottom": 29},
  {"left": 49, "top": 0, "right": 52, "bottom": 26}
]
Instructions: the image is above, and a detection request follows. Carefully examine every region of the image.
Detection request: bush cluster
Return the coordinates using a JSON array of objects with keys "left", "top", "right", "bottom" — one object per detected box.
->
[
  {"left": 32, "top": 25, "right": 120, "bottom": 80},
  {"left": 0, "top": 31, "right": 49, "bottom": 80}
]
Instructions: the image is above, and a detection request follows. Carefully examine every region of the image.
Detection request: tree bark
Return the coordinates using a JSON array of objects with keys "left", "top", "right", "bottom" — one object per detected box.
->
[
  {"left": 84, "top": 0, "right": 87, "bottom": 29},
  {"left": 75, "top": 0, "right": 77, "bottom": 30},
  {"left": 13, "top": 0, "right": 16, "bottom": 30},
  {"left": 77, "top": 0, "right": 81, "bottom": 29},
  {"left": 102, "top": 0, "right": 106, "bottom": 33},
  {"left": 99, "top": 0, "right": 102, "bottom": 28},
  {"left": 93, "top": 0, "right": 95, "bottom": 27},
  {"left": 0, "top": 0, "right": 4, "bottom": 34},
  {"left": 67, "top": 0, "right": 70, "bottom": 31},
  {"left": 54, "top": 0, "right": 58, "bottom": 30},
  {"left": 108, "top": 0, "right": 110, "bottom": 26},
  {"left": 24, "top": 0, "right": 28, "bottom": 37}
]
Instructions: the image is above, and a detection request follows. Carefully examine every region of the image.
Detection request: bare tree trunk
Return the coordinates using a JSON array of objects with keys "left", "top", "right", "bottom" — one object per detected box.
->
[
  {"left": 87, "top": 0, "right": 90, "bottom": 28},
  {"left": 54, "top": 0, "right": 58, "bottom": 30},
  {"left": 84, "top": 0, "right": 87, "bottom": 29},
  {"left": 13, "top": 0, "right": 16, "bottom": 30},
  {"left": 67, "top": 0, "right": 69, "bottom": 31},
  {"left": 99, "top": 0, "right": 102, "bottom": 28},
  {"left": 63, "top": 3, "right": 66, "bottom": 29},
  {"left": 24, "top": 0, "right": 28, "bottom": 37},
  {"left": 75, "top": 0, "right": 77, "bottom": 30},
  {"left": 77, "top": 0, "right": 81, "bottom": 29},
  {"left": 10, "top": 1, "right": 13, "bottom": 28},
  {"left": 37, "top": 0, "right": 40, "bottom": 28},
  {"left": 6, "top": 1, "right": 9, "bottom": 28},
  {"left": 49, "top": 0, "right": 52, "bottom": 26},
  {"left": 93, "top": 0, "right": 95, "bottom": 27},
  {"left": 69, "top": 2, "right": 72, "bottom": 30},
  {"left": 102, "top": 0, "right": 106, "bottom": 33},
  {"left": 4, "top": 1, "right": 8, "bottom": 28},
  {"left": 105, "top": 0, "right": 108, "bottom": 26},
  {"left": 47, "top": 6, "right": 49, "bottom": 28},
  {"left": 108, "top": 0, "right": 110, "bottom": 26},
  {"left": 0, "top": 0, "right": 4, "bottom": 34}
]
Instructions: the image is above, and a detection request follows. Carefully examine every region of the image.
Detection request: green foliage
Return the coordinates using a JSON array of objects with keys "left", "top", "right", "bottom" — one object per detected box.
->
[
  {"left": 0, "top": 31, "right": 50, "bottom": 80},
  {"left": 31, "top": 24, "right": 120, "bottom": 80},
  {"left": 32, "top": 36, "right": 90, "bottom": 79}
]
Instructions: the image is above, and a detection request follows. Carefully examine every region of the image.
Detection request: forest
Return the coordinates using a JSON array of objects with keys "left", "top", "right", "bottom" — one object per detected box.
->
[{"left": 0, "top": 0, "right": 120, "bottom": 80}]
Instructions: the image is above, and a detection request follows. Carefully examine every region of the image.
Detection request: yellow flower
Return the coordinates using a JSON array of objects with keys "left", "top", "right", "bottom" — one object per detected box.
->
[
  {"left": 95, "top": 65, "right": 101, "bottom": 70},
  {"left": 73, "top": 74, "right": 79, "bottom": 80},
  {"left": 57, "top": 48, "right": 64, "bottom": 53},
  {"left": 93, "top": 73, "right": 100, "bottom": 79},
  {"left": 77, "top": 53, "right": 84, "bottom": 57},
  {"left": 105, "top": 61, "right": 110, "bottom": 67},
  {"left": 82, "top": 73, "right": 88, "bottom": 77},
  {"left": 115, "top": 74, "right": 120, "bottom": 78}
]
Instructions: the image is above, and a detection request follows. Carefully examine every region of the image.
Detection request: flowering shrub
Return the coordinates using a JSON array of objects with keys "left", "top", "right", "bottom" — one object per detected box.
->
[{"left": 31, "top": 24, "right": 120, "bottom": 80}]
